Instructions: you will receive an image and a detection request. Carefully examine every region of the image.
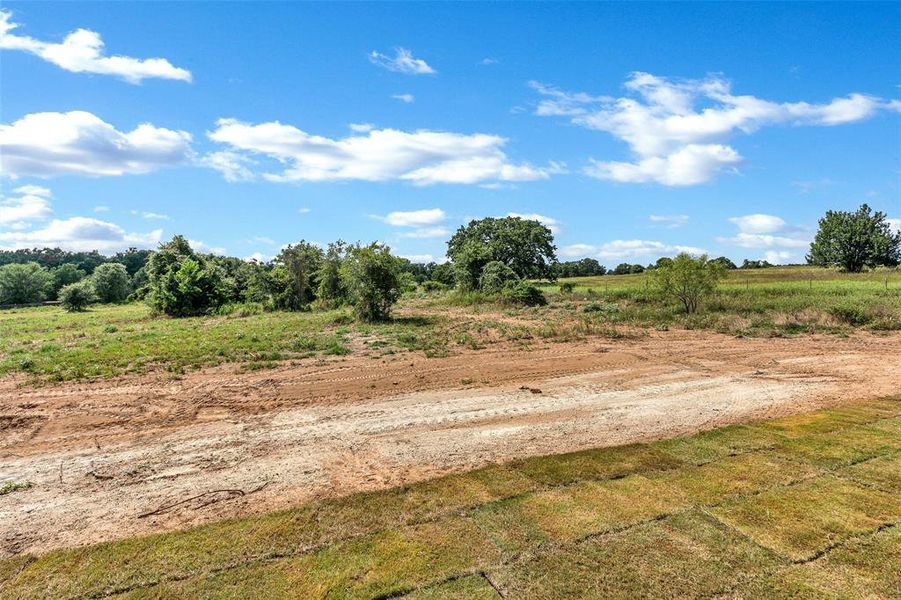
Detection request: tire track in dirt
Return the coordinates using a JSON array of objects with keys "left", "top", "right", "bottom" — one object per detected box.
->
[{"left": 1, "top": 330, "right": 899, "bottom": 556}]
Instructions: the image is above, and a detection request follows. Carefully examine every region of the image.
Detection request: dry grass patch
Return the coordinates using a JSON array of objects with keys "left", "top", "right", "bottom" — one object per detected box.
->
[
  {"left": 471, "top": 474, "right": 690, "bottom": 555},
  {"left": 122, "top": 516, "right": 499, "bottom": 600},
  {"left": 652, "top": 424, "right": 785, "bottom": 465},
  {"left": 751, "top": 408, "right": 883, "bottom": 439},
  {"left": 837, "top": 451, "right": 901, "bottom": 494},
  {"left": 710, "top": 476, "right": 900, "bottom": 561},
  {"left": 509, "top": 443, "right": 683, "bottom": 486},
  {"left": 491, "top": 511, "right": 783, "bottom": 599},
  {"left": 727, "top": 525, "right": 900, "bottom": 599},
  {"left": 661, "top": 452, "right": 821, "bottom": 505},
  {"left": 403, "top": 574, "right": 499, "bottom": 599},
  {"left": 774, "top": 420, "right": 899, "bottom": 469}
]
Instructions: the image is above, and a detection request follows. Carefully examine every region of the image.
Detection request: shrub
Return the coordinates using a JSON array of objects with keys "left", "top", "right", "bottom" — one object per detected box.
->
[
  {"left": 479, "top": 261, "right": 520, "bottom": 294},
  {"left": 340, "top": 243, "right": 402, "bottom": 322},
  {"left": 828, "top": 305, "right": 872, "bottom": 326},
  {"left": 420, "top": 280, "right": 449, "bottom": 292},
  {"left": 501, "top": 281, "right": 547, "bottom": 306},
  {"left": 90, "top": 262, "right": 131, "bottom": 303},
  {"left": 0, "top": 262, "right": 52, "bottom": 305},
  {"left": 559, "top": 282, "right": 575, "bottom": 293},
  {"left": 651, "top": 253, "right": 726, "bottom": 314},
  {"left": 51, "top": 263, "right": 86, "bottom": 298},
  {"left": 59, "top": 281, "right": 96, "bottom": 312},
  {"left": 146, "top": 236, "right": 228, "bottom": 317}
]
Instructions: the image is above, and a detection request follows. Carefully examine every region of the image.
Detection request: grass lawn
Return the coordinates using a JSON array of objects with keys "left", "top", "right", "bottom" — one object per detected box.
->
[
  {"left": 2, "top": 265, "right": 900, "bottom": 383},
  {"left": 2, "top": 395, "right": 898, "bottom": 599}
]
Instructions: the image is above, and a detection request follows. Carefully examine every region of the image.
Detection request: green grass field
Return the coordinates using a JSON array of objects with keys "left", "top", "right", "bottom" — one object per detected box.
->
[
  {"left": 2, "top": 266, "right": 899, "bottom": 383},
  {"left": 2, "top": 396, "right": 898, "bottom": 599}
]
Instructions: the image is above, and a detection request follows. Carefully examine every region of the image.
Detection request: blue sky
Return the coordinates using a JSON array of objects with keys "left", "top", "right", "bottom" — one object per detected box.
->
[{"left": 1, "top": 2, "right": 899, "bottom": 265}]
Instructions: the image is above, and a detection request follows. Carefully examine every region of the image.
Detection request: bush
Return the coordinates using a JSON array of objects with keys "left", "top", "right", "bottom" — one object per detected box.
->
[
  {"left": 420, "top": 280, "right": 449, "bottom": 292},
  {"left": 828, "top": 305, "right": 872, "bottom": 326},
  {"left": 651, "top": 253, "right": 726, "bottom": 314},
  {"left": 0, "top": 262, "right": 52, "bottom": 305},
  {"left": 51, "top": 263, "right": 86, "bottom": 298},
  {"left": 501, "top": 281, "right": 547, "bottom": 306},
  {"left": 479, "top": 261, "right": 519, "bottom": 294},
  {"left": 90, "top": 262, "right": 131, "bottom": 303},
  {"left": 146, "top": 236, "right": 228, "bottom": 317},
  {"left": 559, "top": 282, "right": 575, "bottom": 293},
  {"left": 340, "top": 243, "right": 402, "bottom": 322},
  {"left": 59, "top": 281, "right": 96, "bottom": 312}
]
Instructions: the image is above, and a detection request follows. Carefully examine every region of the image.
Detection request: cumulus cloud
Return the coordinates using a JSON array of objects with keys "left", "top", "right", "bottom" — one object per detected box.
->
[
  {"left": 399, "top": 227, "right": 450, "bottom": 239},
  {"left": 0, "top": 185, "right": 53, "bottom": 227},
  {"left": 728, "top": 214, "right": 786, "bottom": 234},
  {"left": 561, "top": 239, "right": 706, "bottom": 261},
  {"left": 206, "top": 119, "right": 555, "bottom": 186},
  {"left": 349, "top": 123, "right": 375, "bottom": 133},
  {"left": 0, "top": 9, "right": 191, "bottom": 83},
  {"left": 0, "top": 217, "right": 162, "bottom": 252},
  {"left": 399, "top": 254, "right": 437, "bottom": 263},
  {"left": 507, "top": 212, "right": 560, "bottom": 233},
  {"left": 1, "top": 111, "right": 193, "bottom": 178},
  {"left": 392, "top": 93, "right": 415, "bottom": 103},
  {"left": 383, "top": 208, "right": 446, "bottom": 227},
  {"left": 533, "top": 72, "right": 898, "bottom": 185},
  {"left": 888, "top": 218, "right": 901, "bottom": 234},
  {"left": 717, "top": 213, "right": 810, "bottom": 250},
  {"left": 131, "top": 210, "right": 169, "bottom": 220},
  {"left": 369, "top": 48, "right": 436, "bottom": 75},
  {"left": 649, "top": 214, "right": 689, "bottom": 228}
]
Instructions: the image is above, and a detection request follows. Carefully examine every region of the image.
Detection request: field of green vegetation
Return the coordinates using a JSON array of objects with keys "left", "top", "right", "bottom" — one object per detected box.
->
[
  {"left": 2, "top": 266, "right": 899, "bottom": 383},
  {"left": 3, "top": 396, "right": 898, "bottom": 598}
]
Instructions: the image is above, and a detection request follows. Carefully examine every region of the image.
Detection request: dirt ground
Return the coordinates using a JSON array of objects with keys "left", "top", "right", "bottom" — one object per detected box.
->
[{"left": 1, "top": 330, "right": 899, "bottom": 557}]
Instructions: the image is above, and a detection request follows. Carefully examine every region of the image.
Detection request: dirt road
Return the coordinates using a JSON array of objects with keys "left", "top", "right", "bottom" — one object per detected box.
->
[{"left": 1, "top": 330, "right": 899, "bottom": 556}]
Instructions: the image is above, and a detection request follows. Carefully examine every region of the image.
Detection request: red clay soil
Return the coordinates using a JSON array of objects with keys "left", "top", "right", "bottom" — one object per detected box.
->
[{"left": 1, "top": 330, "right": 899, "bottom": 556}]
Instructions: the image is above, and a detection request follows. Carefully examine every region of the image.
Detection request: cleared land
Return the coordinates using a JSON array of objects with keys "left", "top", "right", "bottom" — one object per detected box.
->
[
  {"left": 1, "top": 396, "right": 898, "bottom": 598},
  {"left": 1, "top": 266, "right": 899, "bottom": 597}
]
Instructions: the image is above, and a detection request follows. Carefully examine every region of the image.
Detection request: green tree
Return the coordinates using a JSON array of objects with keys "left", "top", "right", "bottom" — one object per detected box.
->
[
  {"left": 316, "top": 241, "right": 348, "bottom": 307},
  {"left": 59, "top": 281, "right": 96, "bottom": 312},
  {"left": 447, "top": 216, "right": 557, "bottom": 289},
  {"left": 807, "top": 204, "right": 900, "bottom": 272},
  {"left": 90, "top": 262, "right": 131, "bottom": 303},
  {"left": 146, "top": 236, "right": 227, "bottom": 316},
  {"left": 113, "top": 248, "right": 153, "bottom": 276},
  {"left": 711, "top": 256, "right": 738, "bottom": 270},
  {"left": 340, "top": 243, "right": 401, "bottom": 322},
  {"left": 478, "top": 260, "right": 519, "bottom": 294},
  {"left": 0, "top": 262, "right": 52, "bottom": 305},
  {"left": 51, "top": 263, "right": 86, "bottom": 298},
  {"left": 651, "top": 253, "right": 726, "bottom": 314},
  {"left": 270, "top": 242, "right": 323, "bottom": 311}
]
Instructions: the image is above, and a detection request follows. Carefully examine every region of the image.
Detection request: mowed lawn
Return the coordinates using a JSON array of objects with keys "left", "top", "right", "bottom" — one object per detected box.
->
[{"left": 2, "top": 396, "right": 899, "bottom": 599}]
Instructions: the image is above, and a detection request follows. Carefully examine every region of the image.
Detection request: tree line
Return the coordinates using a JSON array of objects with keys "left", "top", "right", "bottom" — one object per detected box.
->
[{"left": 1, "top": 204, "right": 897, "bottom": 318}]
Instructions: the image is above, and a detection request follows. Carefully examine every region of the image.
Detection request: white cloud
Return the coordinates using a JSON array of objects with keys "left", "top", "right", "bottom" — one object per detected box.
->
[
  {"left": 131, "top": 210, "right": 169, "bottom": 221},
  {"left": 349, "top": 123, "right": 375, "bottom": 133},
  {"left": 384, "top": 208, "right": 446, "bottom": 227},
  {"left": 298, "top": 207, "right": 311, "bottom": 214},
  {"left": 888, "top": 218, "right": 901, "bottom": 234},
  {"left": 763, "top": 250, "right": 799, "bottom": 265},
  {"left": 649, "top": 214, "right": 689, "bottom": 228},
  {"left": 717, "top": 213, "right": 810, "bottom": 249},
  {"left": 0, "top": 9, "right": 191, "bottom": 83},
  {"left": 207, "top": 119, "right": 555, "bottom": 186},
  {"left": 399, "top": 254, "right": 436, "bottom": 263},
  {"left": 93, "top": 205, "right": 110, "bottom": 213},
  {"left": 244, "top": 252, "right": 271, "bottom": 263},
  {"left": 1, "top": 111, "right": 193, "bottom": 178},
  {"left": 561, "top": 239, "right": 706, "bottom": 261},
  {"left": 534, "top": 72, "right": 898, "bottom": 186},
  {"left": 728, "top": 214, "right": 786, "bottom": 234},
  {"left": 399, "top": 227, "right": 450, "bottom": 239},
  {"left": 392, "top": 93, "right": 415, "bottom": 103},
  {"left": 0, "top": 217, "right": 162, "bottom": 252},
  {"left": 202, "top": 151, "right": 254, "bottom": 182},
  {"left": 0, "top": 184, "right": 53, "bottom": 226},
  {"left": 507, "top": 212, "right": 560, "bottom": 233},
  {"left": 369, "top": 48, "right": 435, "bottom": 75},
  {"left": 479, "top": 58, "right": 499, "bottom": 66},
  {"left": 188, "top": 239, "right": 226, "bottom": 255}
]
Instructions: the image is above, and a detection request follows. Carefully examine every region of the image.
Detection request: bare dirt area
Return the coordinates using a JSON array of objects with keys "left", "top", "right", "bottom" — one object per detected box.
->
[{"left": 1, "top": 330, "right": 899, "bottom": 557}]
